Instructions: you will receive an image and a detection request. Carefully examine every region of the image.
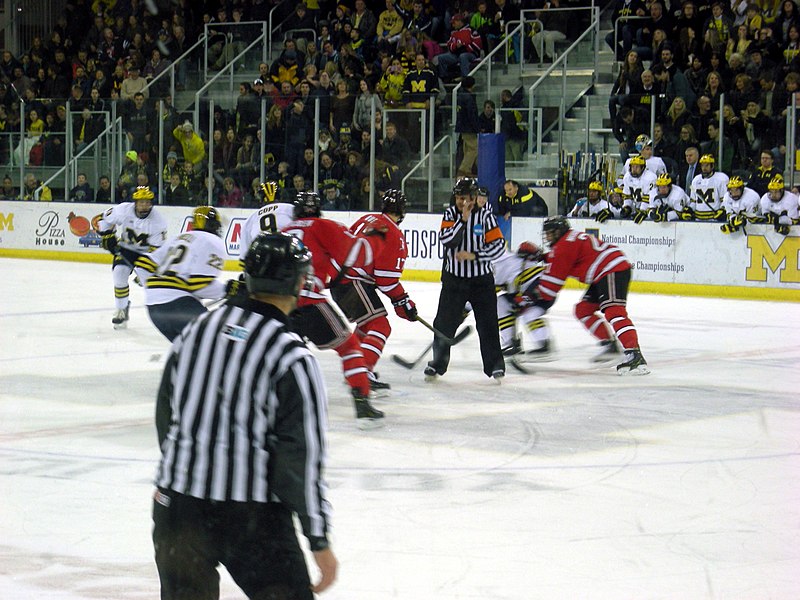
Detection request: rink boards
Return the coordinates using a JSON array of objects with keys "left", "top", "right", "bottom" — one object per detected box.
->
[{"left": 0, "top": 201, "right": 798, "bottom": 302}]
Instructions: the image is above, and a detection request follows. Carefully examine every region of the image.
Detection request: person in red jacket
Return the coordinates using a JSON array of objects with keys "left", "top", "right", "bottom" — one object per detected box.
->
[
  {"left": 331, "top": 189, "right": 417, "bottom": 392},
  {"left": 283, "top": 191, "right": 385, "bottom": 429},
  {"left": 436, "top": 13, "right": 482, "bottom": 81},
  {"left": 529, "top": 216, "right": 649, "bottom": 375}
]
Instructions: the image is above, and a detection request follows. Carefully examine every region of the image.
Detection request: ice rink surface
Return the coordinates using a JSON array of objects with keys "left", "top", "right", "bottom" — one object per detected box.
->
[{"left": 1, "top": 257, "right": 799, "bottom": 600}]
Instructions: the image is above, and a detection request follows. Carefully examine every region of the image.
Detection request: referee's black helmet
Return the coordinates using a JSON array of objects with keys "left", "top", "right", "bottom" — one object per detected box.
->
[
  {"left": 453, "top": 177, "right": 477, "bottom": 196},
  {"left": 244, "top": 232, "right": 312, "bottom": 297}
]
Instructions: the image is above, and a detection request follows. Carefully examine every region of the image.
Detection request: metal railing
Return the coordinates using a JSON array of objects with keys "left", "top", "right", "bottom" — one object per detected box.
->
[
  {"left": 194, "top": 32, "right": 268, "bottom": 131},
  {"left": 401, "top": 135, "right": 451, "bottom": 211},
  {"left": 268, "top": 0, "right": 296, "bottom": 62},
  {"left": 526, "top": 6, "right": 600, "bottom": 158},
  {"left": 203, "top": 21, "right": 268, "bottom": 82},
  {"left": 143, "top": 34, "right": 207, "bottom": 109}
]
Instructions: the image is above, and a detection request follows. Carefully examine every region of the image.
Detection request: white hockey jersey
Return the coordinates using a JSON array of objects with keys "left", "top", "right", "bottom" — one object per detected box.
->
[
  {"left": 568, "top": 197, "right": 621, "bottom": 220},
  {"left": 758, "top": 191, "right": 800, "bottom": 224},
  {"left": 135, "top": 230, "right": 227, "bottom": 306},
  {"left": 97, "top": 202, "right": 168, "bottom": 252},
  {"left": 239, "top": 203, "right": 296, "bottom": 261},
  {"left": 722, "top": 187, "right": 760, "bottom": 218},
  {"left": 621, "top": 170, "right": 657, "bottom": 212},
  {"left": 690, "top": 171, "right": 729, "bottom": 218},
  {"left": 493, "top": 251, "right": 546, "bottom": 295},
  {"left": 493, "top": 250, "right": 550, "bottom": 354},
  {"left": 650, "top": 184, "right": 689, "bottom": 221}
]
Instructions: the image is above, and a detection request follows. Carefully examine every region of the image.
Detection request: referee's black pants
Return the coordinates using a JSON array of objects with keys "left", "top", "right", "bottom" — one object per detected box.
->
[
  {"left": 153, "top": 490, "right": 313, "bottom": 600},
  {"left": 429, "top": 271, "right": 504, "bottom": 377}
]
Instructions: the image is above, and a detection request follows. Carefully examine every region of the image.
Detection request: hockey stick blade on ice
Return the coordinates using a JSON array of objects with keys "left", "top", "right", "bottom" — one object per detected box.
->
[{"left": 391, "top": 326, "right": 472, "bottom": 370}]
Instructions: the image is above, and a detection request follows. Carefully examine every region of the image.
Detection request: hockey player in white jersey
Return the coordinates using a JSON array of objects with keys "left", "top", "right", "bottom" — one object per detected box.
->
[
  {"left": 649, "top": 174, "right": 690, "bottom": 222},
  {"left": 720, "top": 176, "right": 761, "bottom": 234},
  {"left": 134, "top": 206, "right": 228, "bottom": 341},
  {"left": 239, "top": 181, "right": 296, "bottom": 264},
  {"left": 752, "top": 175, "right": 799, "bottom": 235},
  {"left": 622, "top": 135, "right": 668, "bottom": 178},
  {"left": 96, "top": 186, "right": 168, "bottom": 329},
  {"left": 689, "top": 154, "right": 729, "bottom": 221},
  {"left": 494, "top": 242, "right": 553, "bottom": 363},
  {"left": 621, "top": 155, "right": 657, "bottom": 222},
  {"left": 568, "top": 181, "right": 620, "bottom": 223}
]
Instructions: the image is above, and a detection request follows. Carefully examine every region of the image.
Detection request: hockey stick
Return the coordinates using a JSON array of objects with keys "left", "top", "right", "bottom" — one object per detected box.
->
[
  {"left": 391, "top": 326, "right": 472, "bottom": 370},
  {"left": 415, "top": 316, "right": 462, "bottom": 345}
]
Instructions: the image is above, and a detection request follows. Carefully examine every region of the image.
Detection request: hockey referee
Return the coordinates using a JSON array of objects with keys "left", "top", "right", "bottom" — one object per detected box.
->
[
  {"left": 152, "top": 232, "right": 337, "bottom": 599},
  {"left": 425, "top": 178, "right": 506, "bottom": 381}
]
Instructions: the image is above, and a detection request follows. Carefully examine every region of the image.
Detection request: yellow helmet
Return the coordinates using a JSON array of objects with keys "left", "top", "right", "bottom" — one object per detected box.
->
[
  {"left": 727, "top": 176, "right": 745, "bottom": 190},
  {"left": 192, "top": 205, "right": 223, "bottom": 235},
  {"left": 612, "top": 185, "right": 623, "bottom": 195},
  {"left": 588, "top": 180, "right": 603, "bottom": 192},
  {"left": 132, "top": 186, "right": 154, "bottom": 217},
  {"left": 132, "top": 186, "right": 155, "bottom": 201},
  {"left": 260, "top": 181, "right": 278, "bottom": 203},
  {"left": 767, "top": 175, "right": 785, "bottom": 191},
  {"left": 699, "top": 154, "right": 715, "bottom": 165},
  {"left": 629, "top": 155, "right": 646, "bottom": 167},
  {"left": 655, "top": 173, "right": 672, "bottom": 187}
]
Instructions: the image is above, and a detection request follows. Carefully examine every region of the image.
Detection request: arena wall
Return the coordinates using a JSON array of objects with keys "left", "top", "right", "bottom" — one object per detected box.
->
[{"left": 0, "top": 201, "right": 797, "bottom": 302}]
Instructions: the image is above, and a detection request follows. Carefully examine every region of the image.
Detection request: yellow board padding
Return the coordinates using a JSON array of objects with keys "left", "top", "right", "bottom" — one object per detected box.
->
[{"left": 3, "top": 251, "right": 799, "bottom": 302}]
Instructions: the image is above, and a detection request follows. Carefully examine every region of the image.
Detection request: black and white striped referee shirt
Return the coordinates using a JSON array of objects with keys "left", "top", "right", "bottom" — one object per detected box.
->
[
  {"left": 154, "top": 297, "right": 331, "bottom": 549},
  {"left": 439, "top": 205, "right": 506, "bottom": 278}
]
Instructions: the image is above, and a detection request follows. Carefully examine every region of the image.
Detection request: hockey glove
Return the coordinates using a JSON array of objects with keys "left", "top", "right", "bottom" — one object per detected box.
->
[
  {"left": 225, "top": 278, "right": 241, "bottom": 298},
  {"left": 620, "top": 205, "right": 633, "bottom": 219},
  {"left": 632, "top": 209, "right": 648, "bottom": 224},
  {"left": 747, "top": 214, "right": 767, "bottom": 224},
  {"left": 517, "top": 241, "right": 544, "bottom": 262},
  {"left": 594, "top": 208, "right": 612, "bottom": 223},
  {"left": 511, "top": 293, "right": 535, "bottom": 312},
  {"left": 649, "top": 206, "right": 668, "bottom": 223},
  {"left": 679, "top": 207, "right": 695, "bottom": 221},
  {"left": 713, "top": 208, "right": 727, "bottom": 222},
  {"left": 775, "top": 222, "right": 791, "bottom": 236},
  {"left": 392, "top": 294, "right": 418, "bottom": 321},
  {"left": 765, "top": 212, "right": 778, "bottom": 225},
  {"left": 99, "top": 230, "right": 119, "bottom": 255}
]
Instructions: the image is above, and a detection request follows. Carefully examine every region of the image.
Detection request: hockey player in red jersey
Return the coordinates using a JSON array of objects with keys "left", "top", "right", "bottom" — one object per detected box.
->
[
  {"left": 282, "top": 191, "right": 384, "bottom": 429},
  {"left": 331, "top": 189, "right": 417, "bottom": 392},
  {"left": 530, "top": 216, "right": 649, "bottom": 375}
]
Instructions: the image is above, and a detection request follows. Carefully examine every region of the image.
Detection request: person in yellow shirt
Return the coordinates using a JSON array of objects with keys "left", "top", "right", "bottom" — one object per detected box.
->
[
  {"left": 173, "top": 121, "right": 206, "bottom": 172},
  {"left": 22, "top": 173, "right": 52, "bottom": 201}
]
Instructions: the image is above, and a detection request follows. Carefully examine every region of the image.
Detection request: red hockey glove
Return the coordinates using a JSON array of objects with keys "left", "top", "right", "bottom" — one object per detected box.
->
[
  {"left": 392, "top": 294, "right": 418, "bottom": 321},
  {"left": 516, "top": 241, "right": 544, "bottom": 261}
]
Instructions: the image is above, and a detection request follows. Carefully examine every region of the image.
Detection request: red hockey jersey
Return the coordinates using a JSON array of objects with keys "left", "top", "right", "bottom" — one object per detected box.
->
[
  {"left": 537, "top": 229, "right": 632, "bottom": 302},
  {"left": 283, "top": 217, "right": 369, "bottom": 304},
  {"left": 347, "top": 213, "right": 408, "bottom": 302}
]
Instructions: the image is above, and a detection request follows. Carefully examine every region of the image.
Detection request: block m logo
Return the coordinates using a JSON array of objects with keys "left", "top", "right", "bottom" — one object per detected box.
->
[
  {"left": 0, "top": 212, "right": 14, "bottom": 231},
  {"left": 746, "top": 235, "right": 800, "bottom": 283}
]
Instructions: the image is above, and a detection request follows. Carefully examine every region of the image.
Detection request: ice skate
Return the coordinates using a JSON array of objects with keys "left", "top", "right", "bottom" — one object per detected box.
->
[
  {"left": 492, "top": 369, "right": 505, "bottom": 383},
  {"left": 501, "top": 337, "right": 521, "bottom": 357},
  {"left": 352, "top": 389, "right": 385, "bottom": 430},
  {"left": 423, "top": 365, "right": 439, "bottom": 383},
  {"left": 616, "top": 348, "right": 650, "bottom": 376},
  {"left": 112, "top": 302, "right": 130, "bottom": 329},
  {"left": 519, "top": 339, "right": 555, "bottom": 363},
  {"left": 592, "top": 338, "right": 621, "bottom": 363},
  {"left": 368, "top": 371, "right": 391, "bottom": 397}
]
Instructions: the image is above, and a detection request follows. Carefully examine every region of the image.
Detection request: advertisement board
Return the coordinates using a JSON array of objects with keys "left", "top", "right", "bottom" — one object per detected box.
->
[{"left": 0, "top": 201, "right": 797, "bottom": 301}]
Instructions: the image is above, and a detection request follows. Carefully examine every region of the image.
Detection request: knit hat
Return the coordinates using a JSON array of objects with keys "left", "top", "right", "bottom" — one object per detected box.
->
[
  {"left": 167, "top": 151, "right": 178, "bottom": 160},
  {"left": 125, "top": 150, "right": 138, "bottom": 162}
]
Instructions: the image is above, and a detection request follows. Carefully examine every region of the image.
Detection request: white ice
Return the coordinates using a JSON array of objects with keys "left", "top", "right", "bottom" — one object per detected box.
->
[{"left": 1, "top": 258, "right": 799, "bottom": 600}]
